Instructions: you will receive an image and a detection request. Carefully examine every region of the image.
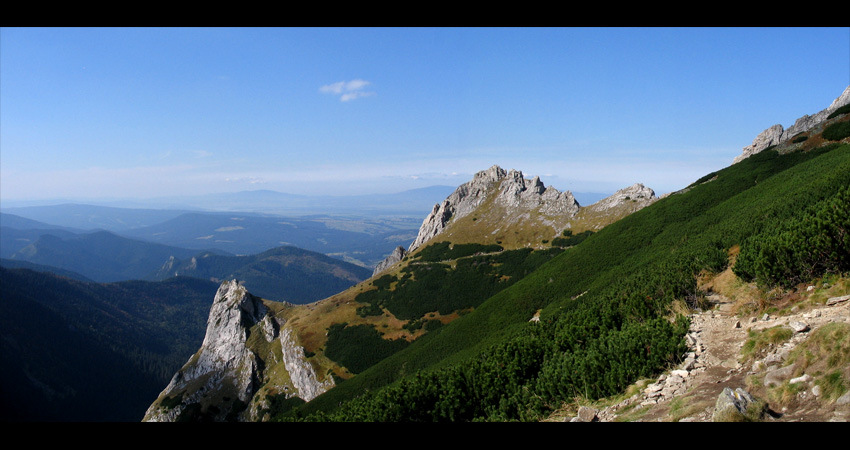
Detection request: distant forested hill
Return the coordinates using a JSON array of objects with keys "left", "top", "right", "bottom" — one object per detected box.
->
[
  {"left": 149, "top": 246, "right": 373, "bottom": 304},
  {"left": 6, "top": 230, "right": 203, "bottom": 282},
  {"left": 0, "top": 268, "right": 217, "bottom": 421}
]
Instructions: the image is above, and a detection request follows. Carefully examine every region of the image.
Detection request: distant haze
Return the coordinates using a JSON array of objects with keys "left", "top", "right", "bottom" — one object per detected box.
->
[{"left": 2, "top": 28, "right": 848, "bottom": 203}]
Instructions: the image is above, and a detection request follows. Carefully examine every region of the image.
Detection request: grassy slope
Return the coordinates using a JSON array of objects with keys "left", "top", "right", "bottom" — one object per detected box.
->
[{"left": 289, "top": 142, "right": 850, "bottom": 419}]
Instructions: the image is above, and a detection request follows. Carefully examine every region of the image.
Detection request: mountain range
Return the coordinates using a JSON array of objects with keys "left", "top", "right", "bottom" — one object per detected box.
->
[
  {"left": 2, "top": 86, "right": 848, "bottom": 422},
  {"left": 141, "top": 85, "right": 850, "bottom": 422}
]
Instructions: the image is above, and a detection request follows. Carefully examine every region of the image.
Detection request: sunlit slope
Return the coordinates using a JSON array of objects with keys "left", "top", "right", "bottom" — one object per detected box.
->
[{"left": 291, "top": 142, "right": 850, "bottom": 420}]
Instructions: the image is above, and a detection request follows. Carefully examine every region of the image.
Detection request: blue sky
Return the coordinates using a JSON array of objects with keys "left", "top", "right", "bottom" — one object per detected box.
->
[{"left": 2, "top": 27, "right": 848, "bottom": 204}]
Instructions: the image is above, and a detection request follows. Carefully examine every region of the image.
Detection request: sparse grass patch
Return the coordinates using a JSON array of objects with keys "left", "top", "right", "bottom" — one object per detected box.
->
[
  {"left": 767, "top": 380, "right": 805, "bottom": 407},
  {"left": 741, "top": 326, "right": 794, "bottom": 362},
  {"left": 817, "top": 371, "right": 848, "bottom": 401},
  {"left": 807, "top": 274, "right": 850, "bottom": 305},
  {"left": 787, "top": 322, "right": 850, "bottom": 373},
  {"left": 667, "top": 395, "right": 703, "bottom": 422},
  {"left": 613, "top": 404, "right": 650, "bottom": 422}
]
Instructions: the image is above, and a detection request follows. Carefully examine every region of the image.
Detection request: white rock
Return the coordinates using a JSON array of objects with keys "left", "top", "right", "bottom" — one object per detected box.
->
[
  {"left": 789, "top": 321, "right": 810, "bottom": 333},
  {"left": 790, "top": 374, "right": 812, "bottom": 385},
  {"left": 826, "top": 295, "right": 850, "bottom": 306}
]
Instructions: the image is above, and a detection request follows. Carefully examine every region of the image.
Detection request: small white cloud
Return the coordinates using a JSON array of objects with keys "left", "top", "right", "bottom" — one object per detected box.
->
[
  {"left": 320, "top": 79, "right": 375, "bottom": 102},
  {"left": 319, "top": 81, "right": 346, "bottom": 94},
  {"left": 225, "top": 176, "right": 266, "bottom": 184},
  {"left": 193, "top": 150, "right": 212, "bottom": 158},
  {"left": 340, "top": 91, "right": 375, "bottom": 102}
]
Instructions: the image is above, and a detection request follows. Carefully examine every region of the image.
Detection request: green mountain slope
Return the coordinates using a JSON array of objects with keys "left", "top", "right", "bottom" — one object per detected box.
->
[
  {"left": 285, "top": 140, "right": 850, "bottom": 421},
  {"left": 0, "top": 268, "right": 218, "bottom": 421}
]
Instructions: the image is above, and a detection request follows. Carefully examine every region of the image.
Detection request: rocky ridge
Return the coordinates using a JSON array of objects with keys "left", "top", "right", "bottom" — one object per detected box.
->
[
  {"left": 568, "top": 183, "right": 657, "bottom": 232},
  {"left": 374, "top": 166, "right": 658, "bottom": 276},
  {"left": 733, "top": 86, "right": 850, "bottom": 164},
  {"left": 142, "top": 279, "right": 334, "bottom": 422},
  {"left": 406, "top": 165, "right": 580, "bottom": 253}
]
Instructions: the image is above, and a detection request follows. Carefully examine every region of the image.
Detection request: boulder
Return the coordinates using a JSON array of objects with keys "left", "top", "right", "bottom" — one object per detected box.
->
[
  {"left": 826, "top": 295, "right": 850, "bottom": 306},
  {"left": 789, "top": 321, "right": 810, "bottom": 333},
  {"left": 576, "top": 406, "right": 598, "bottom": 422},
  {"left": 764, "top": 364, "right": 795, "bottom": 387},
  {"left": 712, "top": 387, "right": 764, "bottom": 422}
]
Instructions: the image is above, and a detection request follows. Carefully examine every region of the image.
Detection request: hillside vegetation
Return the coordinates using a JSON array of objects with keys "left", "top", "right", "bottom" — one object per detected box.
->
[
  {"left": 0, "top": 269, "right": 217, "bottom": 421},
  {"left": 277, "top": 139, "right": 850, "bottom": 421}
]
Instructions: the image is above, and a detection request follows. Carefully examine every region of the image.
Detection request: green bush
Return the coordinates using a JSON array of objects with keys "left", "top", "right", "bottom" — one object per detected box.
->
[
  {"left": 823, "top": 121, "right": 850, "bottom": 141},
  {"left": 354, "top": 247, "right": 562, "bottom": 321},
  {"left": 551, "top": 230, "right": 594, "bottom": 247},
  {"left": 734, "top": 183, "right": 850, "bottom": 287},
  {"left": 324, "top": 323, "right": 410, "bottom": 374}
]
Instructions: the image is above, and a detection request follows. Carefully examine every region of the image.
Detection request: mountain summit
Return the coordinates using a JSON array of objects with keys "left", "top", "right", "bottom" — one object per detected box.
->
[
  {"left": 408, "top": 165, "right": 580, "bottom": 252},
  {"left": 371, "top": 166, "right": 658, "bottom": 276}
]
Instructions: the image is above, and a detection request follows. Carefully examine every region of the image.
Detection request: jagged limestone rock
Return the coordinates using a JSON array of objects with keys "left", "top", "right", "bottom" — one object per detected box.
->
[
  {"left": 734, "top": 124, "right": 786, "bottom": 164},
  {"left": 733, "top": 85, "right": 850, "bottom": 164},
  {"left": 408, "top": 165, "right": 508, "bottom": 252},
  {"left": 585, "top": 183, "right": 655, "bottom": 213},
  {"left": 407, "top": 165, "right": 580, "bottom": 252},
  {"left": 372, "top": 245, "right": 407, "bottom": 277},
  {"left": 571, "top": 183, "right": 657, "bottom": 232},
  {"left": 278, "top": 327, "right": 334, "bottom": 402},
  {"left": 143, "top": 279, "right": 334, "bottom": 422}
]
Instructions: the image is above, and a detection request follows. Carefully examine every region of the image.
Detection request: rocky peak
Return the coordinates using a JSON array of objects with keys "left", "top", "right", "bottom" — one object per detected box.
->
[
  {"left": 143, "top": 279, "right": 334, "bottom": 422},
  {"left": 406, "top": 165, "right": 580, "bottom": 252},
  {"left": 734, "top": 85, "right": 850, "bottom": 164}
]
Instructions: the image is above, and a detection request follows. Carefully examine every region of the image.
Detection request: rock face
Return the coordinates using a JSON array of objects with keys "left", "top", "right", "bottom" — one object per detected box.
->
[
  {"left": 584, "top": 183, "right": 656, "bottom": 213},
  {"left": 733, "top": 85, "right": 850, "bottom": 164},
  {"left": 373, "top": 245, "right": 407, "bottom": 277},
  {"left": 407, "top": 165, "right": 580, "bottom": 252},
  {"left": 143, "top": 279, "right": 333, "bottom": 422}
]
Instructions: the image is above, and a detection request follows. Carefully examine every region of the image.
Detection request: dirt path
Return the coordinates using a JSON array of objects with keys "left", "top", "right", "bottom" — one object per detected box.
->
[{"left": 593, "top": 291, "right": 850, "bottom": 422}]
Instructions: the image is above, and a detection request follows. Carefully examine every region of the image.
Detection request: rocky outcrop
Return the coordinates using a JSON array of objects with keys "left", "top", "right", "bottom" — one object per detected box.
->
[
  {"left": 407, "top": 165, "right": 580, "bottom": 252},
  {"left": 584, "top": 183, "right": 656, "bottom": 213},
  {"left": 733, "top": 85, "right": 850, "bottom": 164},
  {"left": 408, "top": 166, "right": 507, "bottom": 252},
  {"left": 568, "top": 183, "right": 658, "bottom": 232},
  {"left": 143, "top": 279, "right": 333, "bottom": 422},
  {"left": 373, "top": 245, "right": 407, "bottom": 277}
]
